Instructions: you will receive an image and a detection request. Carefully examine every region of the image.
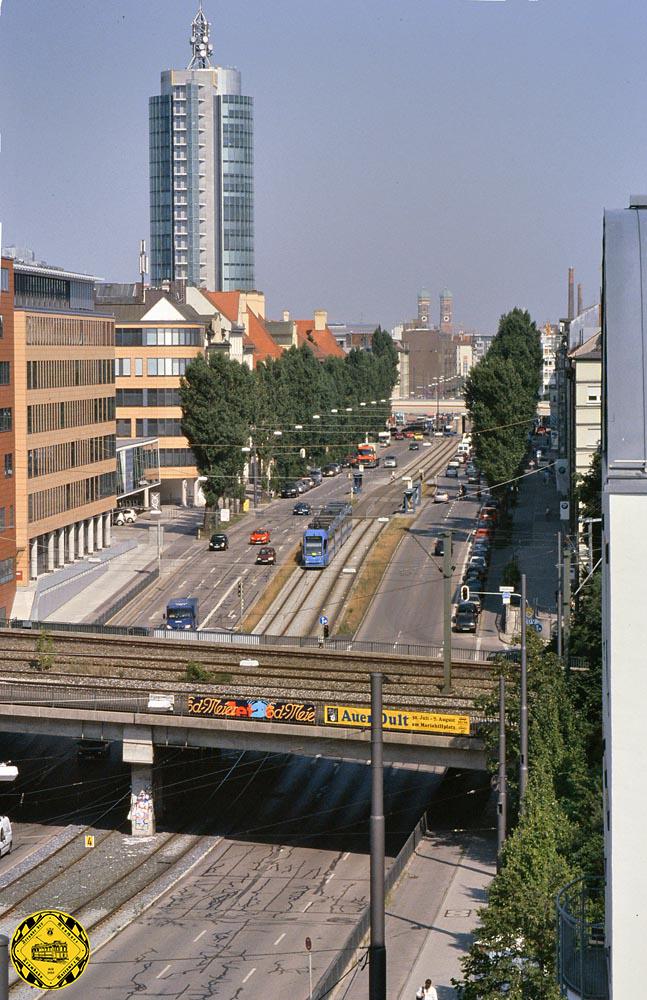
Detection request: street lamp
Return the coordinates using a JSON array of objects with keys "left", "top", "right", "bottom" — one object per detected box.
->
[{"left": 241, "top": 444, "right": 258, "bottom": 509}]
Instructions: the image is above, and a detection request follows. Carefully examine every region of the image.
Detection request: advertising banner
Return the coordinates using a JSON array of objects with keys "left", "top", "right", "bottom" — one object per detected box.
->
[
  {"left": 324, "top": 704, "right": 470, "bottom": 736},
  {"left": 188, "top": 695, "right": 315, "bottom": 725}
]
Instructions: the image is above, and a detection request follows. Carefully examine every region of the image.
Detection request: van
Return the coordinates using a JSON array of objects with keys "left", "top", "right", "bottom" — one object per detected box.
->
[
  {"left": 0, "top": 816, "right": 12, "bottom": 857},
  {"left": 457, "top": 443, "right": 470, "bottom": 456}
]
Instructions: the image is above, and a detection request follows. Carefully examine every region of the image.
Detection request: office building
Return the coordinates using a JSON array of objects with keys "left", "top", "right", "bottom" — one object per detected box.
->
[
  {"left": 10, "top": 258, "right": 117, "bottom": 587},
  {"left": 0, "top": 258, "right": 17, "bottom": 618},
  {"left": 150, "top": 4, "right": 254, "bottom": 291}
]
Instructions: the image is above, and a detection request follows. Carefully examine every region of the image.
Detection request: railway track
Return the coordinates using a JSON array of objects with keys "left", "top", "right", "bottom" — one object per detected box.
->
[
  {"left": 253, "top": 437, "right": 459, "bottom": 640},
  {"left": 0, "top": 628, "right": 497, "bottom": 717}
]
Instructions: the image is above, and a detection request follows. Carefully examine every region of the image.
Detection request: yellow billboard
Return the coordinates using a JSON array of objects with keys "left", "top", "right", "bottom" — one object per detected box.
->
[{"left": 324, "top": 704, "right": 471, "bottom": 736}]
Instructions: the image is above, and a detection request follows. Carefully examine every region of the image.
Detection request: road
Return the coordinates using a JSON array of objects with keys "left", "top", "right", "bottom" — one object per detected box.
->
[
  {"left": 8, "top": 748, "right": 453, "bottom": 1000},
  {"left": 111, "top": 439, "right": 427, "bottom": 633},
  {"left": 357, "top": 465, "right": 504, "bottom": 654}
]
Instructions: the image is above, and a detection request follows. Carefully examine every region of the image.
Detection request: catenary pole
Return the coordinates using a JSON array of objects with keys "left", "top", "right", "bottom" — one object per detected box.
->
[
  {"left": 442, "top": 529, "right": 453, "bottom": 694},
  {"left": 497, "top": 673, "right": 507, "bottom": 868},
  {"left": 369, "top": 672, "right": 386, "bottom": 1000},
  {"left": 519, "top": 573, "right": 528, "bottom": 805}
]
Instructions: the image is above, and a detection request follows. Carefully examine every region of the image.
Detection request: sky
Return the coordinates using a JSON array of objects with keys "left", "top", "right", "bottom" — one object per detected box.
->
[{"left": 0, "top": 0, "right": 645, "bottom": 333}]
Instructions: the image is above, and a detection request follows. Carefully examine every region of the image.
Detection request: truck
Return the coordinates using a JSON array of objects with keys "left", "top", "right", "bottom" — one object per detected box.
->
[
  {"left": 355, "top": 442, "right": 379, "bottom": 468},
  {"left": 165, "top": 597, "right": 199, "bottom": 631}
]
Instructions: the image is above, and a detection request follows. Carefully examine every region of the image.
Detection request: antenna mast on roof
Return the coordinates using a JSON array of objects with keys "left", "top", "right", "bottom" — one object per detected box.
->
[{"left": 188, "top": 3, "right": 213, "bottom": 69}]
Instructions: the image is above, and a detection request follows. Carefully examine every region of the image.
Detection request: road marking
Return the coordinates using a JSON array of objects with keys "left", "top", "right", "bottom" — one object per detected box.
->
[
  {"left": 210, "top": 567, "right": 217, "bottom": 574},
  {"left": 342, "top": 851, "right": 350, "bottom": 861},
  {"left": 179, "top": 579, "right": 188, "bottom": 588},
  {"left": 156, "top": 964, "right": 172, "bottom": 979},
  {"left": 242, "top": 968, "right": 256, "bottom": 983},
  {"left": 274, "top": 933, "right": 286, "bottom": 946},
  {"left": 303, "top": 900, "right": 313, "bottom": 912},
  {"left": 199, "top": 578, "right": 205, "bottom": 587},
  {"left": 193, "top": 929, "right": 207, "bottom": 942},
  {"left": 326, "top": 872, "right": 335, "bottom": 882},
  {"left": 198, "top": 575, "right": 243, "bottom": 629}
]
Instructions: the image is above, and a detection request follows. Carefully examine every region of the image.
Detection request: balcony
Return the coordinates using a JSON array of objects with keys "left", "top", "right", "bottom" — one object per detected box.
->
[{"left": 557, "top": 877, "right": 607, "bottom": 999}]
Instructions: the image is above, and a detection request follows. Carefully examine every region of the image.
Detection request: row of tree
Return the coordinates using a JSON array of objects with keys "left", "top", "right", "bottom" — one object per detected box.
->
[
  {"left": 454, "top": 457, "right": 603, "bottom": 998},
  {"left": 464, "top": 309, "right": 543, "bottom": 491},
  {"left": 179, "top": 329, "right": 399, "bottom": 507}
]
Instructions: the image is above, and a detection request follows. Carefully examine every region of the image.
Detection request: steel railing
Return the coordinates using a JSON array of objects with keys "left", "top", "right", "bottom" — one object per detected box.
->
[{"left": 556, "top": 876, "right": 607, "bottom": 999}]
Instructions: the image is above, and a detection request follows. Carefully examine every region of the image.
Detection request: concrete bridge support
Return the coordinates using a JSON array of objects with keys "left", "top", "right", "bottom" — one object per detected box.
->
[{"left": 123, "top": 725, "right": 156, "bottom": 837}]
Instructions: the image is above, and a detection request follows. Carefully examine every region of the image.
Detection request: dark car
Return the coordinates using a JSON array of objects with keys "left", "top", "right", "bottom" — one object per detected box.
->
[
  {"left": 281, "top": 482, "right": 299, "bottom": 498},
  {"left": 445, "top": 466, "right": 459, "bottom": 478},
  {"left": 256, "top": 546, "right": 276, "bottom": 565},
  {"left": 454, "top": 608, "right": 478, "bottom": 633},
  {"left": 209, "top": 532, "right": 228, "bottom": 551},
  {"left": 459, "top": 591, "right": 482, "bottom": 613},
  {"left": 409, "top": 441, "right": 420, "bottom": 451},
  {"left": 322, "top": 464, "right": 337, "bottom": 477},
  {"left": 293, "top": 501, "right": 312, "bottom": 516},
  {"left": 471, "top": 542, "right": 491, "bottom": 562},
  {"left": 467, "top": 472, "right": 480, "bottom": 484}
]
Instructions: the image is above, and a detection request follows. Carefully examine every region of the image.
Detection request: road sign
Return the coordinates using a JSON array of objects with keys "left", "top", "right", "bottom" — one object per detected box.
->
[
  {"left": 85, "top": 835, "right": 95, "bottom": 848},
  {"left": 499, "top": 586, "right": 514, "bottom": 593},
  {"left": 319, "top": 615, "right": 328, "bottom": 626},
  {"left": 502, "top": 592, "right": 511, "bottom": 605}
]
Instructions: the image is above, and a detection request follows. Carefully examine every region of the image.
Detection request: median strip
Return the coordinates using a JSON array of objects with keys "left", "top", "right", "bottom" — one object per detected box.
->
[{"left": 335, "top": 516, "right": 409, "bottom": 637}]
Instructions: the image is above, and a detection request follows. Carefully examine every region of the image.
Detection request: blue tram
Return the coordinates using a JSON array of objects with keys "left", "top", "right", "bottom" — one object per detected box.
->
[{"left": 302, "top": 503, "right": 353, "bottom": 568}]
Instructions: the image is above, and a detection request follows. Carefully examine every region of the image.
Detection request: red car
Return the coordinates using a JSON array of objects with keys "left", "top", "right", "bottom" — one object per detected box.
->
[
  {"left": 475, "top": 526, "right": 494, "bottom": 541},
  {"left": 249, "top": 528, "right": 271, "bottom": 545},
  {"left": 256, "top": 546, "right": 276, "bottom": 565}
]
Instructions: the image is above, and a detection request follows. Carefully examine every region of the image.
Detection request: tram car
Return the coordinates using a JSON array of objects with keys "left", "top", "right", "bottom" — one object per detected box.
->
[
  {"left": 31, "top": 940, "right": 68, "bottom": 963},
  {"left": 302, "top": 502, "right": 352, "bottom": 568}
]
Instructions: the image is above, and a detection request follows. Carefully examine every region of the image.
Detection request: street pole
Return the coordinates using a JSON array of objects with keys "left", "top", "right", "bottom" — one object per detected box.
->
[
  {"left": 369, "top": 672, "right": 386, "bottom": 1000},
  {"left": 253, "top": 448, "right": 259, "bottom": 509},
  {"left": 519, "top": 573, "right": 528, "bottom": 806},
  {"left": 442, "top": 530, "right": 453, "bottom": 694},
  {"left": 563, "top": 546, "right": 571, "bottom": 671},
  {"left": 436, "top": 381, "right": 440, "bottom": 425},
  {"left": 156, "top": 521, "right": 162, "bottom": 577},
  {"left": 0, "top": 934, "right": 8, "bottom": 1000},
  {"left": 556, "top": 531, "right": 563, "bottom": 658},
  {"left": 497, "top": 674, "right": 507, "bottom": 869},
  {"left": 239, "top": 578, "right": 244, "bottom": 623}
]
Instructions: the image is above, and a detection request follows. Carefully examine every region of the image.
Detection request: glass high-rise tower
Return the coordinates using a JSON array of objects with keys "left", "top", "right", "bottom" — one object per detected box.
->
[{"left": 149, "top": 5, "right": 254, "bottom": 291}]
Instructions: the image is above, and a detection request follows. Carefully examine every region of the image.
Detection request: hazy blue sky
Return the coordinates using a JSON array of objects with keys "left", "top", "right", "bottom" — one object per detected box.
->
[{"left": 1, "top": 1, "right": 644, "bottom": 332}]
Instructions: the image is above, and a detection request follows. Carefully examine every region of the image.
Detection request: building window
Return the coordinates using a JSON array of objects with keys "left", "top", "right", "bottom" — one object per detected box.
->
[
  {"left": 146, "top": 357, "right": 191, "bottom": 376},
  {"left": 0, "top": 558, "right": 14, "bottom": 585},
  {"left": 8, "top": 505, "right": 13, "bottom": 527},
  {"left": 0, "top": 317, "right": 3, "bottom": 339},
  {"left": 0, "top": 363, "right": 10, "bottom": 385},
  {"left": 116, "top": 419, "right": 132, "bottom": 437},
  {"left": 0, "top": 268, "right": 8, "bottom": 293},
  {"left": 4, "top": 454, "right": 12, "bottom": 478},
  {"left": 0, "top": 409, "right": 11, "bottom": 433},
  {"left": 115, "top": 358, "right": 131, "bottom": 377},
  {"left": 135, "top": 358, "right": 143, "bottom": 377},
  {"left": 587, "top": 389, "right": 601, "bottom": 403}
]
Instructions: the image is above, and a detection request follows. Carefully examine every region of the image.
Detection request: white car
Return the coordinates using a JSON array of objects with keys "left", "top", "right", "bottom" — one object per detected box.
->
[
  {"left": 434, "top": 491, "right": 450, "bottom": 503},
  {"left": 0, "top": 816, "right": 12, "bottom": 857},
  {"left": 113, "top": 508, "right": 137, "bottom": 526}
]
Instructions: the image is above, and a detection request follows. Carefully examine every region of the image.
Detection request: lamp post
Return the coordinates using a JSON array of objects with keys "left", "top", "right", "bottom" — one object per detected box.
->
[
  {"left": 369, "top": 672, "right": 386, "bottom": 1000},
  {"left": 519, "top": 573, "right": 528, "bottom": 805}
]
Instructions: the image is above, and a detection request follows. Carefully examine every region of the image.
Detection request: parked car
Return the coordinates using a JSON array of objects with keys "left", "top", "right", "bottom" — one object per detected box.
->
[
  {"left": 209, "top": 532, "right": 228, "bottom": 551},
  {"left": 459, "top": 591, "right": 482, "bottom": 614},
  {"left": 471, "top": 542, "right": 491, "bottom": 561},
  {"left": 295, "top": 480, "right": 308, "bottom": 494},
  {"left": 409, "top": 441, "right": 420, "bottom": 451},
  {"left": 301, "top": 476, "right": 315, "bottom": 490},
  {"left": 383, "top": 455, "right": 398, "bottom": 468},
  {"left": 249, "top": 528, "right": 271, "bottom": 545},
  {"left": 113, "top": 507, "right": 137, "bottom": 525},
  {"left": 293, "top": 501, "right": 311, "bottom": 516},
  {"left": 281, "top": 482, "right": 299, "bottom": 498},
  {"left": 434, "top": 491, "right": 450, "bottom": 503},
  {"left": 322, "top": 464, "right": 338, "bottom": 477},
  {"left": 457, "top": 599, "right": 481, "bottom": 618},
  {"left": 256, "top": 546, "right": 276, "bottom": 565},
  {"left": 308, "top": 468, "right": 322, "bottom": 485},
  {"left": 475, "top": 526, "right": 495, "bottom": 541},
  {"left": 445, "top": 466, "right": 459, "bottom": 478},
  {"left": 469, "top": 555, "right": 488, "bottom": 572}
]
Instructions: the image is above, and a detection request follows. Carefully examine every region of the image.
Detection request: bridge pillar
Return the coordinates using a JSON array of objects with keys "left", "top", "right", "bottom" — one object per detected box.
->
[
  {"left": 95, "top": 514, "right": 103, "bottom": 551},
  {"left": 67, "top": 523, "right": 76, "bottom": 563},
  {"left": 103, "top": 512, "right": 111, "bottom": 548},
  {"left": 30, "top": 537, "right": 38, "bottom": 580},
  {"left": 57, "top": 528, "right": 65, "bottom": 568},
  {"left": 123, "top": 726, "right": 155, "bottom": 837},
  {"left": 86, "top": 517, "right": 95, "bottom": 555},
  {"left": 77, "top": 519, "right": 85, "bottom": 558},
  {"left": 46, "top": 532, "right": 55, "bottom": 572}
]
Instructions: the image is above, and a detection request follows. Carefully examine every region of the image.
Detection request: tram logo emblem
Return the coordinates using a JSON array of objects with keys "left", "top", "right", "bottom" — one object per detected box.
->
[{"left": 11, "top": 910, "right": 90, "bottom": 990}]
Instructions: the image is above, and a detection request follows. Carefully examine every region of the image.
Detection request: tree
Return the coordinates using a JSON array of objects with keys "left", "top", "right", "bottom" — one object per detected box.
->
[{"left": 180, "top": 353, "right": 255, "bottom": 506}]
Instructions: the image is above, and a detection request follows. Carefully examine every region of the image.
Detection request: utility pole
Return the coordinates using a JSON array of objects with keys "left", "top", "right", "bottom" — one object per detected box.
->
[
  {"left": 0, "top": 933, "right": 7, "bottom": 1000},
  {"left": 563, "top": 546, "right": 571, "bottom": 670},
  {"left": 442, "top": 529, "right": 453, "bottom": 694},
  {"left": 556, "top": 531, "right": 563, "bottom": 658},
  {"left": 519, "top": 573, "right": 528, "bottom": 806},
  {"left": 238, "top": 578, "right": 244, "bottom": 622},
  {"left": 497, "top": 674, "right": 507, "bottom": 869},
  {"left": 369, "top": 672, "right": 386, "bottom": 1000}
]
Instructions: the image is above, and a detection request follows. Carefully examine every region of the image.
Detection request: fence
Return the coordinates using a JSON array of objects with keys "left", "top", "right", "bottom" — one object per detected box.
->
[
  {"left": 557, "top": 877, "right": 607, "bottom": 999},
  {"left": 0, "top": 617, "right": 496, "bottom": 664},
  {"left": 313, "top": 812, "right": 429, "bottom": 999}
]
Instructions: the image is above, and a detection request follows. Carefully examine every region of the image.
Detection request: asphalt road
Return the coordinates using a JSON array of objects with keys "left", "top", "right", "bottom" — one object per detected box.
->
[
  {"left": 357, "top": 465, "right": 504, "bottom": 654},
  {"left": 112, "top": 439, "right": 421, "bottom": 632},
  {"left": 42, "top": 749, "right": 447, "bottom": 1000}
]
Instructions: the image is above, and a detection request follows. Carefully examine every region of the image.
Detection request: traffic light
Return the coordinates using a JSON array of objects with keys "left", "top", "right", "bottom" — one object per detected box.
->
[
  {"left": 237, "top": 580, "right": 243, "bottom": 597},
  {"left": 460, "top": 584, "right": 470, "bottom": 602},
  {"left": 323, "top": 623, "right": 330, "bottom": 639}
]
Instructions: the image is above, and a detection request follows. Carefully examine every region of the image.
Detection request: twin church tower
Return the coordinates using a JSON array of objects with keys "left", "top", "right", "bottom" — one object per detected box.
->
[{"left": 149, "top": 4, "right": 254, "bottom": 291}]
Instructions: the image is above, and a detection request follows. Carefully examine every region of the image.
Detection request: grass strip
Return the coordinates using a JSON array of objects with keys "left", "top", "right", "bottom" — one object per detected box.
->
[
  {"left": 239, "top": 541, "right": 302, "bottom": 632},
  {"left": 335, "top": 516, "right": 409, "bottom": 637}
]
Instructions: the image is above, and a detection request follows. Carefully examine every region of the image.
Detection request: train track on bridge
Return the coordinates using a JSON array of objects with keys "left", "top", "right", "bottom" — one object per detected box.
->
[{"left": 0, "top": 627, "right": 498, "bottom": 718}]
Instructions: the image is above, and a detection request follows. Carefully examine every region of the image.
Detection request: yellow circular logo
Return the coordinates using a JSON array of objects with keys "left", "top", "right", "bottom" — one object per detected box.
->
[{"left": 10, "top": 910, "right": 90, "bottom": 990}]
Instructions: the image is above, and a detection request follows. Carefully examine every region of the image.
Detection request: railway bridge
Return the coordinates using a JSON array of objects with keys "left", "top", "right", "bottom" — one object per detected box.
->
[{"left": 0, "top": 625, "right": 502, "bottom": 834}]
